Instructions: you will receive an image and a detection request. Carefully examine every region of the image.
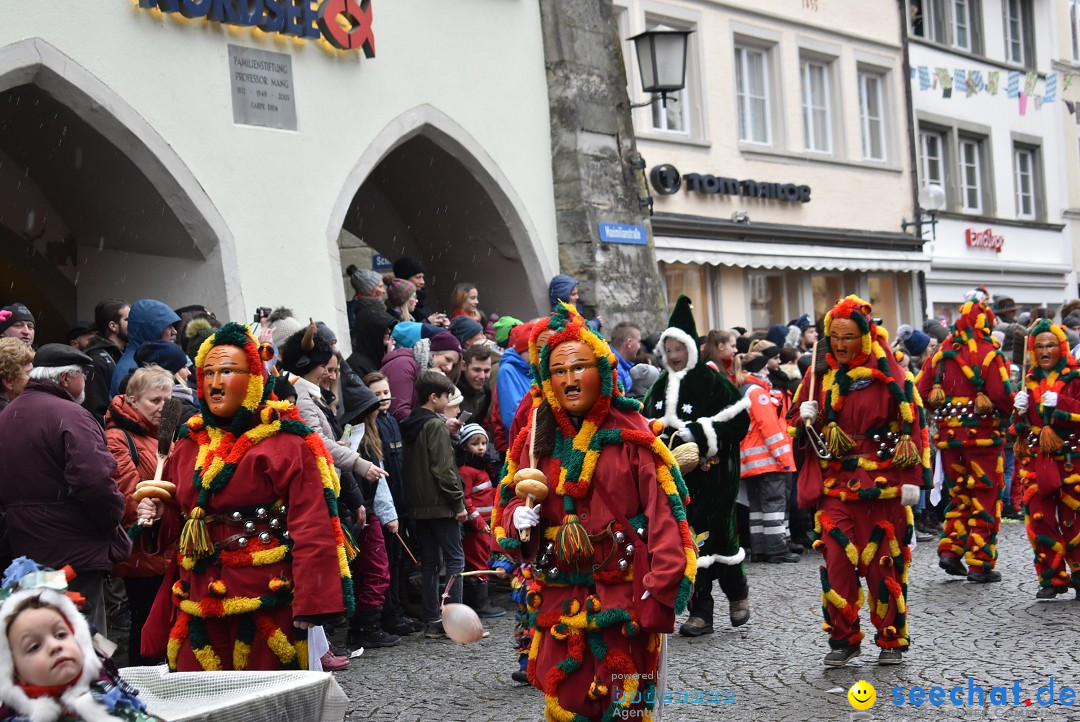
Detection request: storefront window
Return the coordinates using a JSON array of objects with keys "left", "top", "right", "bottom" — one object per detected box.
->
[
  {"left": 867, "top": 275, "right": 900, "bottom": 334},
  {"left": 661, "top": 262, "right": 710, "bottom": 327},
  {"left": 748, "top": 272, "right": 785, "bottom": 332},
  {"left": 811, "top": 274, "right": 844, "bottom": 322}
]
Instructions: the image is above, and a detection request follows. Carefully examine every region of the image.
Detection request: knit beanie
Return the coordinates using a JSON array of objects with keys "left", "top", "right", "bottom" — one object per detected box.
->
[
  {"left": 350, "top": 268, "right": 383, "bottom": 296},
  {"left": 742, "top": 339, "right": 779, "bottom": 373},
  {"left": 895, "top": 324, "right": 930, "bottom": 357},
  {"left": 386, "top": 278, "right": 417, "bottom": 308},
  {"left": 135, "top": 340, "right": 191, "bottom": 374},
  {"left": 509, "top": 321, "right": 536, "bottom": 355},
  {"left": 765, "top": 324, "right": 789, "bottom": 348},
  {"left": 271, "top": 315, "right": 304, "bottom": 352},
  {"left": 658, "top": 295, "right": 700, "bottom": 372},
  {"left": 429, "top": 332, "right": 462, "bottom": 354},
  {"left": 447, "top": 385, "right": 463, "bottom": 408},
  {"left": 393, "top": 256, "right": 426, "bottom": 280},
  {"left": 0, "top": 304, "right": 33, "bottom": 335},
  {"left": 449, "top": 315, "right": 484, "bottom": 346},
  {"left": 458, "top": 423, "right": 487, "bottom": 446},
  {"left": 493, "top": 315, "right": 522, "bottom": 347}
]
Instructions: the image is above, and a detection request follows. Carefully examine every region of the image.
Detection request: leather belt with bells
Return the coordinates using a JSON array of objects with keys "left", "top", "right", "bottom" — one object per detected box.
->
[{"left": 205, "top": 505, "right": 289, "bottom": 552}]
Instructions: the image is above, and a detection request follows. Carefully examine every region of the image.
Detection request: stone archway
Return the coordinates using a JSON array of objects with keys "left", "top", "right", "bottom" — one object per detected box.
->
[
  {"left": 326, "top": 105, "right": 552, "bottom": 337},
  {"left": 0, "top": 38, "right": 241, "bottom": 341}
]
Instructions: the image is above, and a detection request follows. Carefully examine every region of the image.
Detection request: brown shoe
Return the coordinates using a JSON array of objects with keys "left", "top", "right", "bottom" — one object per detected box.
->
[
  {"left": 729, "top": 598, "right": 750, "bottom": 627},
  {"left": 678, "top": 616, "right": 714, "bottom": 637}
]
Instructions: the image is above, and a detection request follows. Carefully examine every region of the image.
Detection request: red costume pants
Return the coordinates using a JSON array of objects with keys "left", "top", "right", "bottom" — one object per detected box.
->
[
  {"left": 1019, "top": 457, "right": 1080, "bottom": 590},
  {"left": 936, "top": 448, "right": 1003, "bottom": 572},
  {"left": 350, "top": 513, "right": 390, "bottom": 610},
  {"left": 815, "top": 496, "right": 911, "bottom": 651}
]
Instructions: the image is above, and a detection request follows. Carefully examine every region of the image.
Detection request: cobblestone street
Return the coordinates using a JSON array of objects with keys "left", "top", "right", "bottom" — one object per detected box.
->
[{"left": 335, "top": 519, "right": 1080, "bottom": 721}]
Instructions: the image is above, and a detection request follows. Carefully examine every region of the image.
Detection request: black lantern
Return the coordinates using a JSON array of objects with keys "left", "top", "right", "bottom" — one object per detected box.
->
[{"left": 628, "top": 28, "right": 692, "bottom": 108}]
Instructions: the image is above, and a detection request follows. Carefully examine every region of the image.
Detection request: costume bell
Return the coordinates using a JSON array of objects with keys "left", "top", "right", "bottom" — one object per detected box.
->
[
  {"left": 642, "top": 296, "right": 751, "bottom": 635},
  {"left": 916, "top": 297, "right": 1013, "bottom": 582},
  {"left": 1010, "top": 320, "right": 1080, "bottom": 599},
  {"left": 790, "top": 296, "right": 930, "bottom": 667},
  {"left": 492, "top": 304, "right": 696, "bottom": 722},
  {"left": 140, "top": 323, "right": 353, "bottom": 671}
]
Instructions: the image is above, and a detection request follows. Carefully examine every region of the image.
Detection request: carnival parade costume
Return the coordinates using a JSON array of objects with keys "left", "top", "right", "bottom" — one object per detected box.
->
[
  {"left": 492, "top": 305, "right": 696, "bottom": 722},
  {"left": 1011, "top": 321, "right": 1080, "bottom": 596},
  {"left": 141, "top": 323, "right": 353, "bottom": 672},
  {"left": 916, "top": 299, "right": 1013, "bottom": 578},
  {"left": 789, "top": 296, "right": 930, "bottom": 660},
  {"left": 642, "top": 296, "right": 751, "bottom": 631}
]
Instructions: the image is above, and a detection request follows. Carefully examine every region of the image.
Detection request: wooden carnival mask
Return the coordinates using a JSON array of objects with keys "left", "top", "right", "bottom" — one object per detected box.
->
[
  {"left": 1034, "top": 331, "right": 1061, "bottom": 372},
  {"left": 828, "top": 318, "right": 862, "bottom": 366},
  {"left": 202, "top": 345, "right": 251, "bottom": 419},
  {"left": 548, "top": 339, "right": 601, "bottom": 416}
]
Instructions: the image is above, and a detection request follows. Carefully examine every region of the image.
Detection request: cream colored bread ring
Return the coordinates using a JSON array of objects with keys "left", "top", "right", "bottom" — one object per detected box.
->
[
  {"left": 133, "top": 485, "right": 173, "bottom": 503},
  {"left": 136, "top": 480, "right": 177, "bottom": 496}
]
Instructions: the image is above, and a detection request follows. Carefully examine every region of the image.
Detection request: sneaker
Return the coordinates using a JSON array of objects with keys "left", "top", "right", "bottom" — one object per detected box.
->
[
  {"left": 1035, "top": 586, "right": 1062, "bottom": 600},
  {"left": 938, "top": 554, "right": 967, "bottom": 577},
  {"left": 877, "top": 648, "right": 903, "bottom": 665},
  {"left": 914, "top": 527, "right": 935, "bottom": 542},
  {"left": 823, "top": 646, "right": 860, "bottom": 667},
  {"left": 381, "top": 615, "right": 418, "bottom": 637},
  {"left": 678, "top": 616, "right": 714, "bottom": 637},
  {"left": 729, "top": 598, "right": 750, "bottom": 628},
  {"left": 319, "top": 651, "right": 349, "bottom": 671},
  {"left": 768, "top": 552, "right": 801, "bottom": 563},
  {"left": 424, "top": 622, "right": 447, "bottom": 639},
  {"left": 511, "top": 669, "right": 530, "bottom": 684},
  {"left": 966, "top": 569, "right": 1001, "bottom": 583}
]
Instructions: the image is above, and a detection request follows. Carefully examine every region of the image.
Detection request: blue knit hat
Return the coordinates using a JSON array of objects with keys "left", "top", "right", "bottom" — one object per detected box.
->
[{"left": 449, "top": 315, "right": 484, "bottom": 346}]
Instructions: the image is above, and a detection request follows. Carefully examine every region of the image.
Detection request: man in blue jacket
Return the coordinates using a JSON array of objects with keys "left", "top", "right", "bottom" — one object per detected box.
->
[{"left": 110, "top": 299, "right": 180, "bottom": 395}]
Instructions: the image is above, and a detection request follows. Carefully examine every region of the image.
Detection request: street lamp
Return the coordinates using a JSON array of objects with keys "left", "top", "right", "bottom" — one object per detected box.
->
[
  {"left": 901, "top": 183, "right": 946, "bottom": 241},
  {"left": 628, "top": 28, "right": 692, "bottom": 108}
]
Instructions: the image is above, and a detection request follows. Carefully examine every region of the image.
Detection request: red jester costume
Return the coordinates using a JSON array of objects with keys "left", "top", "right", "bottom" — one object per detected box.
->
[
  {"left": 916, "top": 299, "right": 1013, "bottom": 582},
  {"left": 492, "top": 305, "right": 696, "bottom": 721},
  {"left": 788, "top": 296, "right": 930, "bottom": 667},
  {"left": 1011, "top": 320, "right": 1080, "bottom": 599},
  {"left": 141, "top": 323, "right": 352, "bottom": 671}
]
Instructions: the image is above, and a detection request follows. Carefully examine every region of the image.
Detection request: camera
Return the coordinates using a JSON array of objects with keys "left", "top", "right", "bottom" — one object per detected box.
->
[{"left": 253, "top": 306, "right": 272, "bottom": 324}]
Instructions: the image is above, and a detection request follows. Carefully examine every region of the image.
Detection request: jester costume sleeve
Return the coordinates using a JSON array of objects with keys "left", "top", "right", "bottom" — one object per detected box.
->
[
  {"left": 140, "top": 323, "right": 353, "bottom": 672},
  {"left": 915, "top": 299, "right": 1013, "bottom": 574},
  {"left": 788, "top": 296, "right": 930, "bottom": 656},
  {"left": 490, "top": 305, "right": 696, "bottom": 722},
  {"left": 1010, "top": 320, "right": 1080, "bottom": 594}
]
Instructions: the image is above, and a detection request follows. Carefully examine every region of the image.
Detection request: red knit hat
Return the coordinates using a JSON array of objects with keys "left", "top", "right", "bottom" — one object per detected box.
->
[{"left": 509, "top": 321, "right": 536, "bottom": 354}]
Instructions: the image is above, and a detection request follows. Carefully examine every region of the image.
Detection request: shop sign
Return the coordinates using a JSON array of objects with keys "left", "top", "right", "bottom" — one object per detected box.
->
[
  {"left": 649, "top": 164, "right": 811, "bottom": 203},
  {"left": 965, "top": 227, "right": 1004, "bottom": 253},
  {"left": 138, "top": 0, "right": 375, "bottom": 56},
  {"left": 597, "top": 223, "right": 648, "bottom": 245},
  {"left": 228, "top": 45, "right": 297, "bottom": 130},
  {"left": 372, "top": 254, "right": 393, "bottom": 270}
]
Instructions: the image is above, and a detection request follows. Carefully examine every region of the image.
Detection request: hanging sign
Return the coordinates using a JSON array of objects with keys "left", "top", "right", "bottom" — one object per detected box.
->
[{"left": 965, "top": 227, "right": 1004, "bottom": 253}]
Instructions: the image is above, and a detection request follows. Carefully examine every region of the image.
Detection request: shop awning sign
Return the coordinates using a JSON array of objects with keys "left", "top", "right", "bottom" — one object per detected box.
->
[
  {"left": 138, "top": 0, "right": 375, "bottom": 57},
  {"left": 598, "top": 223, "right": 648, "bottom": 245},
  {"left": 965, "top": 227, "right": 1004, "bottom": 253},
  {"left": 649, "top": 164, "right": 811, "bottom": 203}
]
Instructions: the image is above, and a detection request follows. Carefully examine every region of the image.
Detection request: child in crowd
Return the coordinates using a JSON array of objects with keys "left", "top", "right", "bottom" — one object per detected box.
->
[
  {"left": 0, "top": 558, "right": 159, "bottom": 722},
  {"left": 399, "top": 372, "right": 467, "bottom": 639},
  {"left": 455, "top": 424, "right": 504, "bottom": 619}
]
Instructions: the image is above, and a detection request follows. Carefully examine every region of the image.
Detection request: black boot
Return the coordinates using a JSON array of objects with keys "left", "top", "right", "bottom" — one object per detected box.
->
[
  {"left": 348, "top": 608, "right": 401, "bottom": 648},
  {"left": 472, "top": 581, "right": 506, "bottom": 618}
]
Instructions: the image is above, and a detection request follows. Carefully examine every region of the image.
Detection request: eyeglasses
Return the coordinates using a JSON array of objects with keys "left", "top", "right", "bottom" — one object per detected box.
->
[
  {"left": 203, "top": 368, "right": 250, "bottom": 381},
  {"left": 550, "top": 363, "right": 598, "bottom": 379}
]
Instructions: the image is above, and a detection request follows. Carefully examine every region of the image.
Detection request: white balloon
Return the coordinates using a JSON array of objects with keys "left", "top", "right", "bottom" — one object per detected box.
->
[{"left": 441, "top": 603, "right": 485, "bottom": 644}]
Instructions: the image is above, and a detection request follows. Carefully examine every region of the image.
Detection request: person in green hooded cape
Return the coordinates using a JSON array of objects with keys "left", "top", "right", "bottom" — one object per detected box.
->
[{"left": 643, "top": 296, "right": 751, "bottom": 636}]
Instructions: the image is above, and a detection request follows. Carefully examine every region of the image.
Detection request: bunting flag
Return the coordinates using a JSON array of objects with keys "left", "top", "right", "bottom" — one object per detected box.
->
[
  {"left": 953, "top": 68, "right": 967, "bottom": 93},
  {"left": 1019, "top": 92, "right": 1028, "bottom": 116},
  {"left": 1045, "top": 72, "right": 1058, "bottom": 103},
  {"left": 1024, "top": 71, "right": 1038, "bottom": 97},
  {"left": 936, "top": 67, "right": 953, "bottom": 98},
  {"left": 918, "top": 66, "right": 931, "bottom": 91},
  {"left": 1006, "top": 71, "right": 1020, "bottom": 99},
  {"left": 987, "top": 71, "right": 999, "bottom": 96},
  {"left": 910, "top": 65, "right": 1076, "bottom": 115},
  {"left": 1066, "top": 73, "right": 1076, "bottom": 93}
]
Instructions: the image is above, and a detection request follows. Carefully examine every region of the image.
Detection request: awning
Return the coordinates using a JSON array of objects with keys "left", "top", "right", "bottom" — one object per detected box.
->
[{"left": 654, "top": 235, "right": 932, "bottom": 272}]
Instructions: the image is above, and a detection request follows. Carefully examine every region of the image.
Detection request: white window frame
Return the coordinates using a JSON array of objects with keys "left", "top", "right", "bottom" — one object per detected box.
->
[
  {"left": 1072, "top": 0, "right": 1080, "bottom": 63},
  {"left": 735, "top": 45, "right": 772, "bottom": 146},
  {"left": 952, "top": 0, "right": 971, "bottom": 50},
  {"left": 919, "top": 130, "right": 945, "bottom": 189},
  {"left": 1005, "top": 0, "right": 1024, "bottom": 65},
  {"left": 858, "top": 71, "right": 887, "bottom": 161},
  {"left": 959, "top": 137, "right": 983, "bottom": 213},
  {"left": 1014, "top": 146, "right": 1035, "bottom": 220},
  {"left": 800, "top": 60, "right": 832, "bottom": 154}
]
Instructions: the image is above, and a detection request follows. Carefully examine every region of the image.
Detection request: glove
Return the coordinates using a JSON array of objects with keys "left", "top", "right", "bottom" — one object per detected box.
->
[
  {"left": 799, "top": 400, "right": 819, "bottom": 423},
  {"left": 675, "top": 428, "right": 693, "bottom": 442},
  {"left": 1041, "top": 391, "right": 1058, "bottom": 408},
  {"left": 900, "top": 484, "right": 920, "bottom": 506},
  {"left": 1013, "top": 389, "right": 1029, "bottom": 412},
  {"left": 512, "top": 505, "right": 541, "bottom": 532}
]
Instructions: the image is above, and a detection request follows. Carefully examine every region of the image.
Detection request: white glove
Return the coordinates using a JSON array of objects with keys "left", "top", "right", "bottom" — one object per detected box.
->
[
  {"left": 1041, "top": 391, "right": 1058, "bottom": 408},
  {"left": 1013, "top": 389, "right": 1029, "bottom": 412},
  {"left": 512, "top": 505, "right": 541, "bottom": 532},
  {"left": 900, "top": 484, "right": 920, "bottom": 506},
  {"left": 799, "top": 400, "right": 819, "bottom": 423},
  {"left": 675, "top": 428, "right": 693, "bottom": 442}
]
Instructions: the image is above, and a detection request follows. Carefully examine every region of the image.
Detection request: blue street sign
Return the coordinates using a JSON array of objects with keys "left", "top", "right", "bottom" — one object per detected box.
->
[{"left": 598, "top": 222, "right": 648, "bottom": 245}]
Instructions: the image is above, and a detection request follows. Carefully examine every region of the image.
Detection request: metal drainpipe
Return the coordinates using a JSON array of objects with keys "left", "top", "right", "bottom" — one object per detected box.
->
[{"left": 898, "top": 0, "right": 927, "bottom": 319}]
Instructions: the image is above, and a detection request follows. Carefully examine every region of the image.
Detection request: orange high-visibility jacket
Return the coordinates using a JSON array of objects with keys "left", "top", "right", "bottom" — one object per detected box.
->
[{"left": 739, "top": 375, "right": 795, "bottom": 477}]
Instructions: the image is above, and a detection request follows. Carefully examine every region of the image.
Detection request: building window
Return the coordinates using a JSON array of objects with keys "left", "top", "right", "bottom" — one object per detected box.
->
[
  {"left": 1010, "top": 143, "right": 1036, "bottom": 216},
  {"left": 1004, "top": 0, "right": 1023, "bottom": 64},
  {"left": 801, "top": 60, "right": 832, "bottom": 154},
  {"left": 661, "top": 263, "right": 711, "bottom": 327},
  {"left": 919, "top": 130, "right": 946, "bottom": 189},
  {"left": 748, "top": 272, "right": 786, "bottom": 332},
  {"left": 959, "top": 137, "right": 984, "bottom": 213},
  {"left": 1072, "top": 0, "right": 1080, "bottom": 62},
  {"left": 910, "top": 0, "right": 982, "bottom": 54},
  {"left": 735, "top": 45, "right": 772, "bottom": 145},
  {"left": 858, "top": 71, "right": 886, "bottom": 161},
  {"left": 647, "top": 22, "right": 691, "bottom": 135}
]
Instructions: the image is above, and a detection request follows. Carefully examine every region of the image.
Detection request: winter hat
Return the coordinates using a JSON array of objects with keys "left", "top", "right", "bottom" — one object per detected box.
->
[
  {"left": 32, "top": 344, "right": 92, "bottom": 370},
  {"left": 790, "top": 314, "right": 813, "bottom": 331},
  {"left": 429, "top": 332, "right": 462, "bottom": 355},
  {"left": 894, "top": 324, "right": 930, "bottom": 357},
  {"left": 548, "top": 274, "right": 579, "bottom": 310},
  {"left": 278, "top": 321, "right": 336, "bottom": 377},
  {"left": 341, "top": 381, "right": 381, "bottom": 426},
  {"left": 65, "top": 321, "right": 94, "bottom": 344},
  {"left": 447, "top": 385, "right": 463, "bottom": 408},
  {"left": 0, "top": 304, "right": 33, "bottom": 336},
  {"left": 628, "top": 363, "right": 660, "bottom": 400},
  {"left": 509, "top": 321, "right": 536, "bottom": 355},
  {"left": 350, "top": 268, "right": 383, "bottom": 296},
  {"left": 316, "top": 321, "right": 337, "bottom": 346},
  {"left": 393, "top": 256, "right": 426, "bottom": 280},
  {"left": 184, "top": 317, "right": 216, "bottom": 360},
  {"left": 658, "top": 295, "right": 700, "bottom": 372},
  {"left": 270, "top": 310, "right": 304, "bottom": 352},
  {"left": 493, "top": 315, "right": 522, "bottom": 347},
  {"left": 135, "top": 340, "right": 191, "bottom": 374},
  {"left": 735, "top": 336, "right": 751, "bottom": 355},
  {"left": 449, "top": 315, "right": 484, "bottom": 346},
  {"left": 993, "top": 295, "right": 1017, "bottom": 316},
  {"left": 458, "top": 423, "right": 487, "bottom": 446},
  {"left": 742, "top": 339, "right": 779, "bottom": 373},
  {"left": 386, "top": 278, "right": 417, "bottom": 308},
  {"left": 0, "top": 565, "right": 110, "bottom": 721},
  {"left": 765, "top": 324, "right": 789, "bottom": 348}
]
